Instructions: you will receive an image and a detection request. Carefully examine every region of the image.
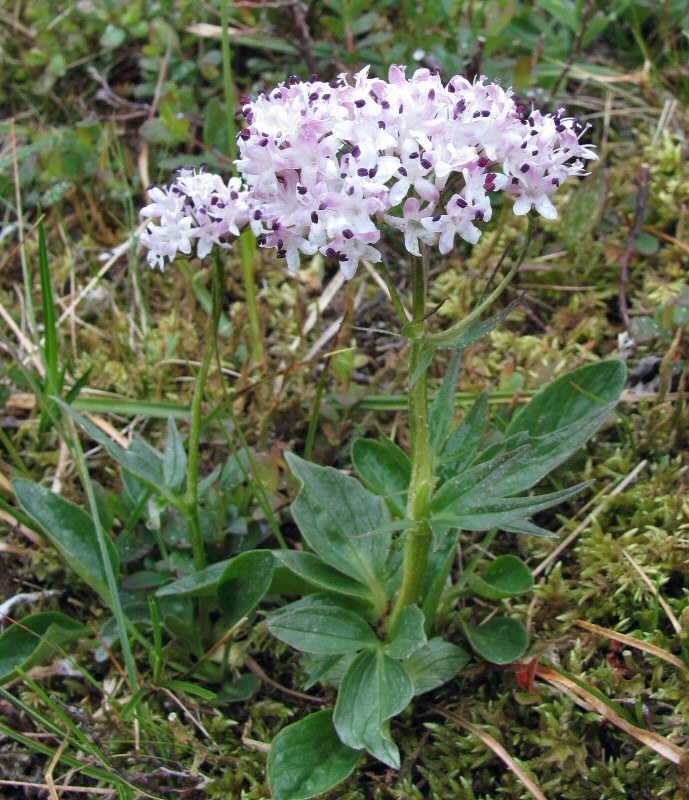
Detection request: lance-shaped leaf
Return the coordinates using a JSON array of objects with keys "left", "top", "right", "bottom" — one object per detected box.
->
[
  {"left": 285, "top": 453, "right": 391, "bottom": 591},
  {"left": 0, "top": 612, "right": 88, "bottom": 681},
  {"left": 505, "top": 360, "right": 626, "bottom": 439},
  {"left": 156, "top": 559, "right": 233, "bottom": 598},
  {"left": 438, "top": 390, "right": 489, "bottom": 479},
  {"left": 403, "top": 638, "right": 470, "bottom": 695},
  {"left": 162, "top": 416, "right": 187, "bottom": 491},
  {"left": 268, "top": 711, "right": 361, "bottom": 800},
  {"left": 436, "top": 295, "right": 522, "bottom": 350},
  {"left": 432, "top": 447, "right": 531, "bottom": 514},
  {"left": 431, "top": 480, "right": 592, "bottom": 532},
  {"left": 13, "top": 479, "right": 119, "bottom": 605},
  {"left": 267, "top": 599, "right": 378, "bottom": 654},
  {"left": 429, "top": 351, "right": 462, "bottom": 457},
  {"left": 333, "top": 649, "right": 414, "bottom": 768}
]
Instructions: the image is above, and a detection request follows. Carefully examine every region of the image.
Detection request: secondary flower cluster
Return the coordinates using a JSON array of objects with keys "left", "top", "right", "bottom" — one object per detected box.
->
[{"left": 141, "top": 65, "right": 596, "bottom": 277}]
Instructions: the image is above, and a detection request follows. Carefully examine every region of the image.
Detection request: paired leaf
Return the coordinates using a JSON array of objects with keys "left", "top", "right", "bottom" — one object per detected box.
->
[
  {"left": 13, "top": 479, "right": 119, "bottom": 605},
  {"left": 462, "top": 617, "right": 529, "bottom": 664},
  {"left": 162, "top": 417, "right": 187, "bottom": 491},
  {"left": 216, "top": 550, "right": 275, "bottom": 626},
  {"left": 403, "top": 638, "right": 470, "bottom": 695},
  {"left": 468, "top": 555, "right": 534, "bottom": 600},
  {"left": 385, "top": 606, "right": 426, "bottom": 660},
  {"left": 438, "top": 391, "right": 489, "bottom": 477},
  {"left": 351, "top": 438, "right": 410, "bottom": 517},
  {"left": 429, "top": 351, "right": 462, "bottom": 456},
  {"left": 436, "top": 296, "right": 522, "bottom": 351},
  {"left": 267, "top": 599, "right": 378, "bottom": 654},
  {"left": 274, "top": 551, "right": 371, "bottom": 602},
  {"left": 431, "top": 480, "right": 592, "bottom": 532},
  {"left": 268, "top": 711, "right": 361, "bottom": 800},
  {"left": 333, "top": 649, "right": 414, "bottom": 768},
  {"left": 0, "top": 612, "right": 87, "bottom": 681},
  {"left": 286, "top": 453, "right": 390, "bottom": 592},
  {"left": 156, "top": 559, "right": 233, "bottom": 598}
]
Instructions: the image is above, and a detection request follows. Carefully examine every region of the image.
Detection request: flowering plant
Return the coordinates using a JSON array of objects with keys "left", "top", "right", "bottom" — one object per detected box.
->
[{"left": 136, "top": 65, "right": 623, "bottom": 800}]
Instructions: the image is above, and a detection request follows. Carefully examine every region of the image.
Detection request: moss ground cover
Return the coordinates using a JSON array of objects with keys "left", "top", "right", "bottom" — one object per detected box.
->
[{"left": 1, "top": 2, "right": 688, "bottom": 798}]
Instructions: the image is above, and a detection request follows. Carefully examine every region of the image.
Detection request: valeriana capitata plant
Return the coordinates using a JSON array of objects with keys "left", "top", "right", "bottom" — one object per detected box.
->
[{"left": 138, "top": 64, "right": 624, "bottom": 800}]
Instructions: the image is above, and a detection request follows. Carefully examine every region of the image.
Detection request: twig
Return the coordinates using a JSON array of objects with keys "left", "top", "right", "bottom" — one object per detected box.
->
[
  {"left": 244, "top": 656, "right": 322, "bottom": 703},
  {"left": 617, "top": 547, "right": 682, "bottom": 635},
  {"left": 618, "top": 164, "right": 650, "bottom": 331}
]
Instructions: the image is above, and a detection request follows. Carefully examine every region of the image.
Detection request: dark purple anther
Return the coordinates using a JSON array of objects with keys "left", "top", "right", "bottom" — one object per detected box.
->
[
  {"left": 351, "top": 145, "right": 361, "bottom": 158},
  {"left": 357, "top": 168, "right": 368, "bottom": 177},
  {"left": 311, "top": 212, "right": 319, "bottom": 223},
  {"left": 481, "top": 109, "right": 490, "bottom": 117},
  {"left": 297, "top": 185, "right": 308, "bottom": 195},
  {"left": 325, "top": 247, "right": 337, "bottom": 258},
  {"left": 230, "top": 190, "right": 239, "bottom": 200},
  {"left": 432, "top": 213, "right": 441, "bottom": 222},
  {"left": 456, "top": 197, "right": 467, "bottom": 208},
  {"left": 399, "top": 167, "right": 408, "bottom": 177},
  {"left": 409, "top": 152, "right": 419, "bottom": 159},
  {"left": 520, "top": 164, "right": 530, "bottom": 173},
  {"left": 420, "top": 159, "right": 432, "bottom": 169},
  {"left": 355, "top": 99, "right": 366, "bottom": 108},
  {"left": 475, "top": 209, "right": 485, "bottom": 220},
  {"left": 253, "top": 210, "right": 262, "bottom": 220},
  {"left": 343, "top": 229, "right": 354, "bottom": 239}
]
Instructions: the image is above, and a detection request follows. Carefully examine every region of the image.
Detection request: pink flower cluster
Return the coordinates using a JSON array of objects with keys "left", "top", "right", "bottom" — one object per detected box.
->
[{"left": 141, "top": 66, "right": 596, "bottom": 278}]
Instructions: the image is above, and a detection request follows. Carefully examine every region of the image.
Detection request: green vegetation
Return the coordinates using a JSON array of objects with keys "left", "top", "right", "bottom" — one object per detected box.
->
[{"left": 1, "top": 2, "right": 688, "bottom": 798}]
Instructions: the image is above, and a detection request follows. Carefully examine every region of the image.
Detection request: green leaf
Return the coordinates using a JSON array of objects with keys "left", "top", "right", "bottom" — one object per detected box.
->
[
  {"left": 267, "top": 600, "right": 378, "bottom": 654},
  {"left": 409, "top": 344, "right": 436, "bottom": 388},
  {"left": 402, "top": 638, "right": 470, "bottom": 695},
  {"left": 54, "top": 399, "right": 176, "bottom": 504},
  {"left": 429, "top": 351, "right": 462, "bottom": 457},
  {"left": 438, "top": 391, "right": 488, "bottom": 477},
  {"left": 488, "top": 404, "right": 617, "bottom": 495},
  {"left": 216, "top": 550, "right": 275, "bottom": 627},
  {"left": 285, "top": 453, "right": 391, "bottom": 592},
  {"left": 274, "top": 551, "right": 372, "bottom": 602},
  {"left": 431, "top": 480, "right": 592, "bottom": 531},
  {"left": 162, "top": 417, "right": 187, "bottom": 491},
  {"left": 385, "top": 606, "right": 426, "bottom": 660},
  {"left": 217, "top": 673, "right": 260, "bottom": 703},
  {"left": 432, "top": 447, "right": 531, "bottom": 515},
  {"left": 13, "top": 479, "right": 119, "bottom": 605},
  {"left": 0, "top": 612, "right": 87, "bottom": 682},
  {"left": 351, "top": 438, "right": 410, "bottom": 516},
  {"left": 333, "top": 649, "right": 414, "bottom": 768},
  {"left": 462, "top": 617, "right": 529, "bottom": 664},
  {"left": 505, "top": 361, "right": 626, "bottom": 439},
  {"left": 437, "top": 296, "right": 522, "bottom": 351},
  {"left": 268, "top": 711, "right": 361, "bottom": 800},
  {"left": 468, "top": 555, "right": 534, "bottom": 599},
  {"left": 156, "top": 559, "right": 233, "bottom": 598},
  {"left": 421, "top": 530, "right": 460, "bottom": 630}
]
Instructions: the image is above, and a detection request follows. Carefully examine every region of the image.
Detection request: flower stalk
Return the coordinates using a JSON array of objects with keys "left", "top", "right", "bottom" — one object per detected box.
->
[{"left": 388, "top": 253, "right": 435, "bottom": 631}]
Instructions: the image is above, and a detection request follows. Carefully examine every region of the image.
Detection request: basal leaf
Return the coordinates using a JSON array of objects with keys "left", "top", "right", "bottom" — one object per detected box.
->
[
  {"left": 437, "top": 391, "right": 488, "bottom": 477},
  {"left": 462, "top": 617, "right": 529, "bottom": 664},
  {"left": 156, "top": 559, "right": 233, "bottom": 598},
  {"left": 333, "top": 649, "right": 414, "bottom": 768},
  {"left": 0, "top": 612, "right": 87, "bottom": 682},
  {"left": 267, "top": 600, "right": 378, "bottom": 654},
  {"left": 268, "top": 711, "right": 361, "bottom": 800},
  {"left": 216, "top": 550, "right": 275, "bottom": 626},
  {"left": 285, "top": 453, "right": 390, "bottom": 593},
  {"left": 274, "top": 551, "right": 372, "bottom": 602},
  {"left": 402, "top": 638, "right": 470, "bottom": 694},
  {"left": 468, "top": 555, "right": 534, "bottom": 599},
  {"left": 13, "top": 479, "right": 119, "bottom": 605},
  {"left": 385, "top": 605, "right": 426, "bottom": 660}
]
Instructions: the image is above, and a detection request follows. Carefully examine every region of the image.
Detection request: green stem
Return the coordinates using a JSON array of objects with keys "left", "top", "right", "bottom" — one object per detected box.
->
[
  {"left": 240, "top": 228, "right": 265, "bottom": 364},
  {"left": 389, "top": 254, "right": 435, "bottom": 630},
  {"left": 427, "top": 214, "right": 536, "bottom": 348},
  {"left": 184, "top": 260, "right": 224, "bottom": 572}
]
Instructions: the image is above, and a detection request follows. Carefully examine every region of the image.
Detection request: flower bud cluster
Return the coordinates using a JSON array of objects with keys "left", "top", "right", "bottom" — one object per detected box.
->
[{"left": 141, "top": 65, "right": 596, "bottom": 277}]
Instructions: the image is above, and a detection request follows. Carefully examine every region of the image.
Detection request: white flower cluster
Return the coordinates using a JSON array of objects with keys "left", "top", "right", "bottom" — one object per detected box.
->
[{"left": 141, "top": 65, "right": 596, "bottom": 278}]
